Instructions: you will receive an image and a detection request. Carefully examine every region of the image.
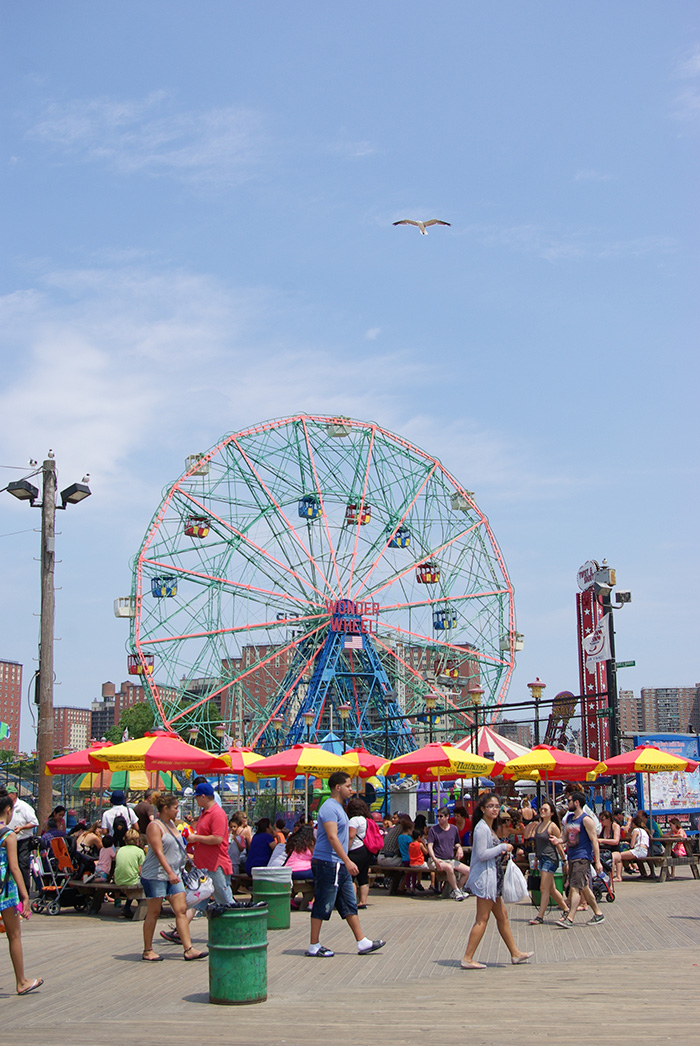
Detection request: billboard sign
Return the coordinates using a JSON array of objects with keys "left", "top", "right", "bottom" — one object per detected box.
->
[{"left": 634, "top": 733, "right": 700, "bottom": 819}]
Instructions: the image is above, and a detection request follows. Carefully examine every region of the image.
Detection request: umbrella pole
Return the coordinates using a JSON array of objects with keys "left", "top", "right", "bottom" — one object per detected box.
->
[{"left": 305, "top": 774, "right": 309, "bottom": 821}]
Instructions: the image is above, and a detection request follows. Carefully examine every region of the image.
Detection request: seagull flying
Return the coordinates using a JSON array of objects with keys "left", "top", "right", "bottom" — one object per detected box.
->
[{"left": 393, "top": 219, "right": 451, "bottom": 236}]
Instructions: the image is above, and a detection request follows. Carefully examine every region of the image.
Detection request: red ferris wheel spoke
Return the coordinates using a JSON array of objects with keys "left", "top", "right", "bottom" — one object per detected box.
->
[
  {"left": 376, "top": 618, "right": 508, "bottom": 669},
  {"left": 167, "top": 620, "right": 328, "bottom": 726},
  {"left": 176, "top": 488, "right": 329, "bottom": 603},
  {"left": 140, "top": 557, "right": 316, "bottom": 609},
  {"left": 360, "top": 520, "right": 485, "bottom": 602},
  {"left": 230, "top": 434, "right": 339, "bottom": 600},
  {"left": 345, "top": 424, "right": 376, "bottom": 597},
  {"left": 300, "top": 416, "right": 343, "bottom": 594},
  {"left": 251, "top": 641, "right": 325, "bottom": 746},
  {"left": 350, "top": 462, "right": 437, "bottom": 603},
  {"left": 139, "top": 610, "right": 328, "bottom": 647},
  {"left": 378, "top": 589, "right": 509, "bottom": 613}
]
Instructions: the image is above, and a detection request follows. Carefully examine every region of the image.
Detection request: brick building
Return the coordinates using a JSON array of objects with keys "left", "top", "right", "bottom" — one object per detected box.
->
[
  {"left": 0, "top": 659, "right": 22, "bottom": 753},
  {"left": 54, "top": 705, "right": 91, "bottom": 751}
]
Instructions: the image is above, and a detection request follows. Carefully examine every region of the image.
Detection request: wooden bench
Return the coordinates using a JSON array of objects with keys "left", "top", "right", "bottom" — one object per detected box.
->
[
  {"left": 632, "top": 853, "right": 700, "bottom": 882},
  {"left": 369, "top": 865, "right": 455, "bottom": 897},
  {"left": 232, "top": 873, "right": 316, "bottom": 911},
  {"left": 68, "top": 880, "right": 148, "bottom": 919}
]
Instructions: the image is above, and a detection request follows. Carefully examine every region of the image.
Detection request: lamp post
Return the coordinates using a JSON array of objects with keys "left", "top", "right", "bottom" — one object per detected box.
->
[
  {"left": 425, "top": 693, "right": 437, "bottom": 819},
  {"left": 6, "top": 456, "right": 91, "bottom": 828},
  {"left": 214, "top": 721, "right": 226, "bottom": 798},
  {"left": 302, "top": 710, "right": 314, "bottom": 743},
  {"left": 338, "top": 703, "right": 351, "bottom": 753},
  {"left": 468, "top": 685, "right": 484, "bottom": 810},
  {"left": 272, "top": 716, "right": 284, "bottom": 818},
  {"left": 527, "top": 677, "right": 546, "bottom": 805}
]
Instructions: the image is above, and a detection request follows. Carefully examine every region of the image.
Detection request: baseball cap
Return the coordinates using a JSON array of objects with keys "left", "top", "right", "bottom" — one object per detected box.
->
[
  {"left": 194, "top": 782, "right": 215, "bottom": 797},
  {"left": 6, "top": 782, "right": 18, "bottom": 793}
]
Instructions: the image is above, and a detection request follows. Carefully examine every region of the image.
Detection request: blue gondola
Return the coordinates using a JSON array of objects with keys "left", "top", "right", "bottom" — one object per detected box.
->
[
  {"left": 151, "top": 576, "right": 177, "bottom": 598},
  {"left": 433, "top": 607, "right": 457, "bottom": 630},
  {"left": 298, "top": 495, "right": 321, "bottom": 520},
  {"left": 387, "top": 525, "right": 411, "bottom": 549}
]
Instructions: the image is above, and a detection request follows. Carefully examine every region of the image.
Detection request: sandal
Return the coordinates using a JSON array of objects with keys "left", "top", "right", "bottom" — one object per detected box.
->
[
  {"left": 142, "top": 953, "right": 164, "bottom": 962},
  {"left": 529, "top": 915, "right": 544, "bottom": 925},
  {"left": 183, "top": 947, "right": 208, "bottom": 961},
  {"left": 17, "top": 978, "right": 44, "bottom": 995}
]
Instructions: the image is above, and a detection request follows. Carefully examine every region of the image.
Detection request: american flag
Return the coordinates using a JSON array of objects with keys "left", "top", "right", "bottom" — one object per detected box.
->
[{"left": 344, "top": 635, "right": 363, "bottom": 650}]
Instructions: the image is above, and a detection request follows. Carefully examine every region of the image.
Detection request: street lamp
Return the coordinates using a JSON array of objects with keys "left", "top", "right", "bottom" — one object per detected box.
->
[
  {"left": 6, "top": 455, "right": 91, "bottom": 828},
  {"left": 272, "top": 716, "right": 285, "bottom": 817},
  {"left": 425, "top": 693, "right": 438, "bottom": 818},
  {"left": 527, "top": 677, "right": 546, "bottom": 805},
  {"left": 214, "top": 722, "right": 226, "bottom": 797},
  {"left": 338, "top": 703, "right": 351, "bottom": 753},
  {"left": 468, "top": 685, "right": 484, "bottom": 808},
  {"left": 187, "top": 725, "right": 198, "bottom": 743},
  {"left": 302, "top": 709, "right": 314, "bottom": 743}
]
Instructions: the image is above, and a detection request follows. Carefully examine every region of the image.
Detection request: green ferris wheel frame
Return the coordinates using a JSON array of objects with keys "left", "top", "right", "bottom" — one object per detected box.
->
[{"left": 127, "top": 414, "right": 519, "bottom": 752}]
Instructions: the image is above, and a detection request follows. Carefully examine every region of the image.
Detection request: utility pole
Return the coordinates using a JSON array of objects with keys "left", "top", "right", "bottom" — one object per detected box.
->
[{"left": 37, "top": 455, "right": 57, "bottom": 829}]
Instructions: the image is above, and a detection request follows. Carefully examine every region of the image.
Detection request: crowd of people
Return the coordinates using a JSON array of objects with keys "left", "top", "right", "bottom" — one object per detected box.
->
[{"left": 0, "top": 772, "right": 693, "bottom": 990}]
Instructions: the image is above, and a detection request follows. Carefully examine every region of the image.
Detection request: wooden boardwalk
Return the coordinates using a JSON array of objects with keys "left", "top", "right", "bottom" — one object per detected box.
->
[{"left": 2, "top": 872, "right": 699, "bottom": 1046}]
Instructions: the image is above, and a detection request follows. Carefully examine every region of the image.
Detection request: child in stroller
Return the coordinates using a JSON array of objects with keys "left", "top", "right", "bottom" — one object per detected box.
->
[{"left": 591, "top": 849, "right": 615, "bottom": 903}]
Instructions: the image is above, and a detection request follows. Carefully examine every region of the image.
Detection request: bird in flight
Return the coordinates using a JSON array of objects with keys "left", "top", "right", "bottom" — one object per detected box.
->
[{"left": 393, "top": 219, "right": 451, "bottom": 235}]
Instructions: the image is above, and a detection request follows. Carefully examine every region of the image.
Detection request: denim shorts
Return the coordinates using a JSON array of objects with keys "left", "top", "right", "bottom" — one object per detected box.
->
[
  {"left": 310, "top": 859, "right": 358, "bottom": 921},
  {"left": 140, "top": 876, "right": 186, "bottom": 899},
  {"left": 538, "top": 857, "right": 559, "bottom": 874}
]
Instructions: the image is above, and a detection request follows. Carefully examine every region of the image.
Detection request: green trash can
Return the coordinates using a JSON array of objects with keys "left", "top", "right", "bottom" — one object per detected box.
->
[
  {"left": 251, "top": 867, "right": 292, "bottom": 930},
  {"left": 530, "top": 870, "right": 565, "bottom": 909},
  {"left": 208, "top": 902, "right": 268, "bottom": 1005}
]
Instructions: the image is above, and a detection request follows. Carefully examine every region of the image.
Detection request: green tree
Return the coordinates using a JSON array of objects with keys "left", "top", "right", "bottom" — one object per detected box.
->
[{"left": 105, "top": 701, "right": 155, "bottom": 744}]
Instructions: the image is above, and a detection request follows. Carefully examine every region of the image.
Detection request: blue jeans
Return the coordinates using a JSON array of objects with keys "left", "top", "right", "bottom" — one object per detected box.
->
[
  {"left": 310, "top": 859, "right": 358, "bottom": 921},
  {"left": 194, "top": 865, "right": 234, "bottom": 911}
]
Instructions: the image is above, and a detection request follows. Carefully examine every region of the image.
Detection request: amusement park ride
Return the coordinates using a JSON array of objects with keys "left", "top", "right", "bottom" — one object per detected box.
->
[{"left": 115, "top": 415, "right": 521, "bottom": 757}]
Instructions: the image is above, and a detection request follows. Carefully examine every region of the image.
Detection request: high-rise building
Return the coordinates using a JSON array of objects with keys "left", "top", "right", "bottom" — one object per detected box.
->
[
  {"left": 54, "top": 705, "right": 91, "bottom": 751},
  {"left": 0, "top": 659, "right": 22, "bottom": 753},
  {"left": 640, "top": 685, "right": 700, "bottom": 734},
  {"left": 618, "top": 689, "right": 642, "bottom": 735}
]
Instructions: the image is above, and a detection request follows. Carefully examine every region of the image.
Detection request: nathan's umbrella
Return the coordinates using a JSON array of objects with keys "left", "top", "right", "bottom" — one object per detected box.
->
[
  {"left": 245, "top": 744, "right": 359, "bottom": 819},
  {"left": 502, "top": 744, "right": 606, "bottom": 802},
  {"left": 378, "top": 742, "right": 503, "bottom": 816},
  {"left": 73, "top": 769, "right": 181, "bottom": 792},
  {"left": 602, "top": 745, "right": 699, "bottom": 837},
  {"left": 225, "top": 745, "right": 264, "bottom": 806},
  {"left": 89, "top": 730, "right": 230, "bottom": 773},
  {"left": 45, "top": 741, "right": 113, "bottom": 775}
]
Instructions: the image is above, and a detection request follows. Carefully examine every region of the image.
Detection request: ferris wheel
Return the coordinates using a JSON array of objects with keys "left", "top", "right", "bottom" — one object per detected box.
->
[{"left": 121, "top": 415, "right": 519, "bottom": 757}]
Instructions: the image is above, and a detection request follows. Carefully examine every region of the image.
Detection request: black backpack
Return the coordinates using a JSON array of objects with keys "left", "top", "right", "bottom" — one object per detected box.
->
[{"left": 112, "top": 811, "right": 129, "bottom": 847}]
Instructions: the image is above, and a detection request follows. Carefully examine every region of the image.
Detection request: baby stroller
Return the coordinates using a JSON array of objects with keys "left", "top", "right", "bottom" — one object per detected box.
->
[
  {"left": 591, "top": 849, "right": 615, "bottom": 903},
  {"left": 31, "top": 838, "right": 88, "bottom": 915}
]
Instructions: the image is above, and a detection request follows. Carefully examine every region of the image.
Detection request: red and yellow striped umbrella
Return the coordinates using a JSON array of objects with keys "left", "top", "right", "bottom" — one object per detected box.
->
[
  {"left": 45, "top": 741, "right": 113, "bottom": 775},
  {"left": 378, "top": 742, "right": 502, "bottom": 781},
  {"left": 502, "top": 744, "right": 605, "bottom": 782},
  {"left": 89, "top": 730, "right": 229, "bottom": 772},
  {"left": 602, "top": 745, "right": 698, "bottom": 775}
]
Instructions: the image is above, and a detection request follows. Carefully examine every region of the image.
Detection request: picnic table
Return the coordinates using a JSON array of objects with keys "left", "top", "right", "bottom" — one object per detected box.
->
[{"left": 630, "top": 835, "right": 699, "bottom": 882}]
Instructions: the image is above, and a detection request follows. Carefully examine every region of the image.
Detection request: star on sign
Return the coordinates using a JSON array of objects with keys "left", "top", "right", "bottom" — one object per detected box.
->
[{"left": 392, "top": 219, "right": 451, "bottom": 236}]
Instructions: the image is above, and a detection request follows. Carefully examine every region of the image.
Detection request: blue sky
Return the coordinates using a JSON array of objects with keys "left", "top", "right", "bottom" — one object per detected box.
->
[{"left": 1, "top": 3, "right": 698, "bottom": 751}]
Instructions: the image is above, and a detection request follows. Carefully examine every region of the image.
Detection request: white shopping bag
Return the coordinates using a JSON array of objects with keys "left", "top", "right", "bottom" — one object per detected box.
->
[{"left": 502, "top": 858, "right": 529, "bottom": 904}]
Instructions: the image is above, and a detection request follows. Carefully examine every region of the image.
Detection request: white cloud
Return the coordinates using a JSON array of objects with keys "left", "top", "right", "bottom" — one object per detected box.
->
[
  {"left": 364, "top": 327, "right": 381, "bottom": 340},
  {"left": 670, "top": 45, "right": 700, "bottom": 124},
  {"left": 25, "top": 91, "right": 264, "bottom": 185},
  {"left": 675, "top": 45, "right": 700, "bottom": 79},
  {"left": 328, "top": 138, "right": 375, "bottom": 159},
  {"left": 0, "top": 258, "right": 574, "bottom": 520}
]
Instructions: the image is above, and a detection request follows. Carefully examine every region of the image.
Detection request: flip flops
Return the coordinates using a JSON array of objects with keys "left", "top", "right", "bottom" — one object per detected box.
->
[
  {"left": 18, "top": 978, "right": 44, "bottom": 995},
  {"left": 183, "top": 948, "right": 208, "bottom": 961},
  {"left": 142, "top": 953, "right": 164, "bottom": 962}
]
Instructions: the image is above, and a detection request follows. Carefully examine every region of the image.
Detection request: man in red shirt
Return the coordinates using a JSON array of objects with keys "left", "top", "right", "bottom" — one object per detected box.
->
[{"left": 187, "top": 782, "right": 234, "bottom": 906}]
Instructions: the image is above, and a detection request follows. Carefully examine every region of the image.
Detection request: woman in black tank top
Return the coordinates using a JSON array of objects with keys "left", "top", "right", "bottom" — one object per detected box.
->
[{"left": 529, "top": 801, "right": 569, "bottom": 925}]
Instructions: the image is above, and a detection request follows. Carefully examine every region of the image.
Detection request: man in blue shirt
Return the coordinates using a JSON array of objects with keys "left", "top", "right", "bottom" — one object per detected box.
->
[{"left": 307, "top": 772, "right": 386, "bottom": 957}]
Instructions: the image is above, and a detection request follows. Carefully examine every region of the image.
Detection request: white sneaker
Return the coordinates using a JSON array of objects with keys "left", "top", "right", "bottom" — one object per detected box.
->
[{"left": 450, "top": 889, "right": 465, "bottom": 901}]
